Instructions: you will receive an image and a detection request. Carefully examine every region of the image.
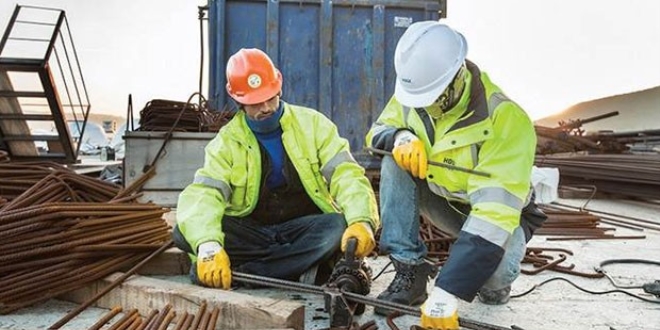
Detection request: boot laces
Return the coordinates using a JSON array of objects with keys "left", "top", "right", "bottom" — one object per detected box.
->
[{"left": 386, "top": 270, "right": 415, "bottom": 293}]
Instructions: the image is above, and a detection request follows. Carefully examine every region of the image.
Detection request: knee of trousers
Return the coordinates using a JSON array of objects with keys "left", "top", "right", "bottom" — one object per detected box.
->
[{"left": 483, "top": 257, "right": 522, "bottom": 290}]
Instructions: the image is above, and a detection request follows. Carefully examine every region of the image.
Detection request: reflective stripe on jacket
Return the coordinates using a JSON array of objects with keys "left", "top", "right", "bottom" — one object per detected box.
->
[
  {"left": 177, "top": 102, "right": 380, "bottom": 253},
  {"left": 367, "top": 61, "right": 536, "bottom": 301}
]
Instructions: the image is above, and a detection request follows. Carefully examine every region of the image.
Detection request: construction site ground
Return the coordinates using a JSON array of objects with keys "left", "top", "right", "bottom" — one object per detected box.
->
[{"left": 0, "top": 198, "right": 658, "bottom": 330}]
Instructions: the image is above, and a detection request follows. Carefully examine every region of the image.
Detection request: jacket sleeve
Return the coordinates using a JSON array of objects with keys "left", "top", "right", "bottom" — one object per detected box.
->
[
  {"left": 366, "top": 96, "right": 409, "bottom": 151},
  {"left": 176, "top": 134, "right": 234, "bottom": 254},
  {"left": 436, "top": 101, "right": 536, "bottom": 301},
  {"left": 313, "top": 114, "right": 380, "bottom": 231}
]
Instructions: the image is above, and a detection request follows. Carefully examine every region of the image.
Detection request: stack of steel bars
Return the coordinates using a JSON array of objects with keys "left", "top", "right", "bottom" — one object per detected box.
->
[
  {"left": 535, "top": 154, "right": 660, "bottom": 200},
  {"left": 89, "top": 302, "right": 219, "bottom": 330},
  {"left": 0, "top": 150, "right": 9, "bottom": 163},
  {"left": 0, "top": 168, "right": 170, "bottom": 314},
  {"left": 0, "top": 162, "right": 74, "bottom": 202},
  {"left": 137, "top": 99, "right": 232, "bottom": 132},
  {"left": 533, "top": 205, "right": 647, "bottom": 240}
]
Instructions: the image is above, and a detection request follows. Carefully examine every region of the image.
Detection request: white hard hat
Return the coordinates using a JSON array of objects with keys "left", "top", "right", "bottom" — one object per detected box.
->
[{"left": 394, "top": 21, "right": 468, "bottom": 108}]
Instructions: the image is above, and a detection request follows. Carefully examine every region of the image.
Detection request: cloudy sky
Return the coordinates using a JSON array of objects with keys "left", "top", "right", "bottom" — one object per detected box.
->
[{"left": 1, "top": 0, "right": 659, "bottom": 120}]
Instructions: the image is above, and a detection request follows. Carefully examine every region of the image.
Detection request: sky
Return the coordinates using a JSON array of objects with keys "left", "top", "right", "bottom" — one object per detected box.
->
[{"left": 1, "top": 0, "right": 659, "bottom": 121}]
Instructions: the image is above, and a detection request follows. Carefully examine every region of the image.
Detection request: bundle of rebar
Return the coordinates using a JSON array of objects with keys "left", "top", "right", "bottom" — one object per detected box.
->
[
  {"left": 137, "top": 99, "right": 231, "bottom": 132},
  {"left": 0, "top": 150, "right": 9, "bottom": 163},
  {"left": 522, "top": 205, "right": 646, "bottom": 240},
  {"left": 0, "top": 162, "right": 75, "bottom": 202},
  {"left": 89, "top": 302, "right": 219, "bottom": 330},
  {"left": 536, "top": 153, "right": 660, "bottom": 200},
  {"left": 0, "top": 170, "right": 170, "bottom": 314}
]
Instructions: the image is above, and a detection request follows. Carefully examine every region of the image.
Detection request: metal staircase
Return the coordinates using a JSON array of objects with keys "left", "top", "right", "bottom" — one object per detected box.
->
[{"left": 0, "top": 5, "right": 90, "bottom": 163}]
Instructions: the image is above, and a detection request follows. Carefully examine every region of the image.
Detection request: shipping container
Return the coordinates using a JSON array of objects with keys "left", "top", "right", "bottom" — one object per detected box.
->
[{"left": 208, "top": 0, "right": 446, "bottom": 165}]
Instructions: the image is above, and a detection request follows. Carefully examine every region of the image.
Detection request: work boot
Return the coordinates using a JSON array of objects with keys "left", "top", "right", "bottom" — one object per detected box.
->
[
  {"left": 477, "top": 286, "right": 511, "bottom": 305},
  {"left": 374, "top": 257, "right": 438, "bottom": 315}
]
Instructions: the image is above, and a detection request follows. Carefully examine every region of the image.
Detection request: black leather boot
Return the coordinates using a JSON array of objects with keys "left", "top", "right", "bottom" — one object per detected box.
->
[{"left": 374, "top": 257, "right": 438, "bottom": 315}]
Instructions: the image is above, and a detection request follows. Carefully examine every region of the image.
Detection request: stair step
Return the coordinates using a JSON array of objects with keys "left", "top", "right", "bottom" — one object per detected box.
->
[
  {"left": 2, "top": 134, "right": 61, "bottom": 141},
  {"left": 0, "top": 114, "right": 53, "bottom": 120},
  {"left": 0, "top": 90, "right": 46, "bottom": 98},
  {"left": 0, "top": 57, "right": 44, "bottom": 69}
]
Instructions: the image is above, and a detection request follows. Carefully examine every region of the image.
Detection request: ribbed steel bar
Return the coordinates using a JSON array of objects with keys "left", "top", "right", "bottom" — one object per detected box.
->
[
  {"left": 88, "top": 306, "right": 123, "bottom": 330},
  {"left": 48, "top": 241, "right": 173, "bottom": 329},
  {"left": 232, "top": 271, "right": 515, "bottom": 330}
]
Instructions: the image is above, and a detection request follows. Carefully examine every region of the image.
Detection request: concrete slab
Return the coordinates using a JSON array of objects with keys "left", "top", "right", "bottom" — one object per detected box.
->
[{"left": 60, "top": 273, "right": 304, "bottom": 330}]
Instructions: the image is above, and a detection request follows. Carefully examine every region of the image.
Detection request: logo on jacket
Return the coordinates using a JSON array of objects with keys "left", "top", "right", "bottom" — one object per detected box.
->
[{"left": 443, "top": 157, "right": 455, "bottom": 166}]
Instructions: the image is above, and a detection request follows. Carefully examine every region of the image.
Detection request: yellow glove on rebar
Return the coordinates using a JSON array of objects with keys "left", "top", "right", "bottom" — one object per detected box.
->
[
  {"left": 341, "top": 222, "right": 376, "bottom": 258},
  {"left": 392, "top": 131, "right": 427, "bottom": 179},
  {"left": 196, "top": 242, "right": 232, "bottom": 289},
  {"left": 420, "top": 287, "right": 459, "bottom": 330}
]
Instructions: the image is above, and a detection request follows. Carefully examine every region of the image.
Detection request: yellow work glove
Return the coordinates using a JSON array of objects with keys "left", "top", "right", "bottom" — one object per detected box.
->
[
  {"left": 420, "top": 287, "right": 459, "bottom": 330},
  {"left": 392, "top": 130, "right": 427, "bottom": 179},
  {"left": 341, "top": 222, "right": 376, "bottom": 258},
  {"left": 196, "top": 241, "right": 232, "bottom": 289}
]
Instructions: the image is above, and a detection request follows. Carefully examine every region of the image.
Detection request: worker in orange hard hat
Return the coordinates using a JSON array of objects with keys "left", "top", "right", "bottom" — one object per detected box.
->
[{"left": 173, "top": 48, "right": 380, "bottom": 290}]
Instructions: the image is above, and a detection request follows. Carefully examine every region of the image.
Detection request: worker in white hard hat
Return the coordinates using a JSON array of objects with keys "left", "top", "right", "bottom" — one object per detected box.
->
[{"left": 366, "top": 21, "right": 547, "bottom": 329}]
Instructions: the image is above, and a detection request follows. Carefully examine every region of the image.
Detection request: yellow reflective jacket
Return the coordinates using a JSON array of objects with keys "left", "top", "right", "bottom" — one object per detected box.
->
[
  {"left": 367, "top": 61, "right": 536, "bottom": 301},
  {"left": 177, "top": 102, "right": 380, "bottom": 253}
]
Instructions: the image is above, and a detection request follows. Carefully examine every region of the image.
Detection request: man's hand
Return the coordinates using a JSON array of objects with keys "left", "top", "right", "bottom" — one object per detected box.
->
[
  {"left": 420, "top": 287, "right": 459, "bottom": 330},
  {"left": 341, "top": 222, "right": 376, "bottom": 258},
  {"left": 392, "top": 130, "right": 427, "bottom": 179},
  {"left": 196, "top": 241, "right": 232, "bottom": 289}
]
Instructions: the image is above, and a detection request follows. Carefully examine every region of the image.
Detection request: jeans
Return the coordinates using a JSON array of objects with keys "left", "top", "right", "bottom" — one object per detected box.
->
[
  {"left": 172, "top": 212, "right": 346, "bottom": 284},
  {"left": 378, "top": 156, "right": 526, "bottom": 291}
]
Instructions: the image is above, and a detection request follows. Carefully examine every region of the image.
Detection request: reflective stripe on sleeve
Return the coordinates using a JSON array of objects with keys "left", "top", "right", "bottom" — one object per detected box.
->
[
  {"left": 463, "top": 215, "right": 511, "bottom": 247},
  {"left": 469, "top": 187, "right": 523, "bottom": 210},
  {"left": 193, "top": 175, "right": 232, "bottom": 201},
  {"left": 321, "top": 150, "right": 357, "bottom": 184}
]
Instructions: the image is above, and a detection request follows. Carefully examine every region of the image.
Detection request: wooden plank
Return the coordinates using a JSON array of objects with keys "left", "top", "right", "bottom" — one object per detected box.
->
[
  {"left": 0, "top": 71, "right": 38, "bottom": 156},
  {"left": 60, "top": 272, "right": 305, "bottom": 330}
]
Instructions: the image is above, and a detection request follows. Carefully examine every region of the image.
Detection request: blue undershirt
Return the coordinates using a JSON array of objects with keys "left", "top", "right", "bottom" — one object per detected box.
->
[
  {"left": 246, "top": 102, "right": 286, "bottom": 189},
  {"left": 253, "top": 128, "right": 286, "bottom": 189}
]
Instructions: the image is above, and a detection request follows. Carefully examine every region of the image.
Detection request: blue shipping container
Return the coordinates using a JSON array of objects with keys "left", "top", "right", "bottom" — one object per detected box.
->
[{"left": 208, "top": 0, "right": 446, "bottom": 160}]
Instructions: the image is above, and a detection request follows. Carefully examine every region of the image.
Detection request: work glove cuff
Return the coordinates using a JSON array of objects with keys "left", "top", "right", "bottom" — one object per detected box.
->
[
  {"left": 394, "top": 130, "right": 418, "bottom": 146},
  {"left": 423, "top": 287, "right": 458, "bottom": 318},
  {"left": 198, "top": 241, "right": 221, "bottom": 260}
]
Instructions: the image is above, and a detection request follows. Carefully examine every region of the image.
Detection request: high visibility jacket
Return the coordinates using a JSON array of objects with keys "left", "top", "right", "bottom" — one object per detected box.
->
[
  {"left": 367, "top": 61, "right": 536, "bottom": 301},
  {"left": 177, "top": 102, "right": 380, "bottom": 253}
]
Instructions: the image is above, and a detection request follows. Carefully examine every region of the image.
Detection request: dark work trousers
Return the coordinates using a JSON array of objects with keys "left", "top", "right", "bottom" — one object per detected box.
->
[{"left": 172, "top": 213, "right": 346, "bottom": 285}]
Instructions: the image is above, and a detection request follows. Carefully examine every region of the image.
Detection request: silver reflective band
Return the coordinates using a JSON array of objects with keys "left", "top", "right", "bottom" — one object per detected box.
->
[
  {"left": 370, "top": 122, "right": 392, "bottom": 139},
  {"left": 428, "top": 181, "right": 468, "bottom": 202},
  {"left": 193, "top": 175, "right": 232, "bottom": 202},
  {"left": 469, "top": 187, "right": 523, "bottom": 210},
  {"left": 488, "top": 92, "right": 509, "bottom": 115},
  {"left": 470, "top": 144, "right": 479, "bottom": 168},
  {"left": 321, "top": 150, "right": 357, "bottom": 184},
  {"left": 464, "top": 215, "right": 510, "bottom": 247}
]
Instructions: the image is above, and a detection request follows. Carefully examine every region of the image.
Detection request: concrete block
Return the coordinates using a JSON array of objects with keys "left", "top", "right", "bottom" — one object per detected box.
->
[{"left": 60, "top": 273, "right": 304, "bottom": 330}]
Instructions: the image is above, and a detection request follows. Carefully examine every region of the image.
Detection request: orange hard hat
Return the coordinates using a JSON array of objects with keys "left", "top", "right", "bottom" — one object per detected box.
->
[{"left": 226, "top": 48, "right": 283, "bottom": 105}]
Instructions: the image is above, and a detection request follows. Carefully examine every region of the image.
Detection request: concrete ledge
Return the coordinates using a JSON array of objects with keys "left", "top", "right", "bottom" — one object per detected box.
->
[{"left": 60, "top": 273, "right": 304, "bottom": 330}]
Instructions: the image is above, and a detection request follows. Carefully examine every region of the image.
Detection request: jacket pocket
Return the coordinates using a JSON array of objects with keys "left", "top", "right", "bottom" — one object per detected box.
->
[{"left": 229, "top": 171, "right": 247, "bottom": 209}]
